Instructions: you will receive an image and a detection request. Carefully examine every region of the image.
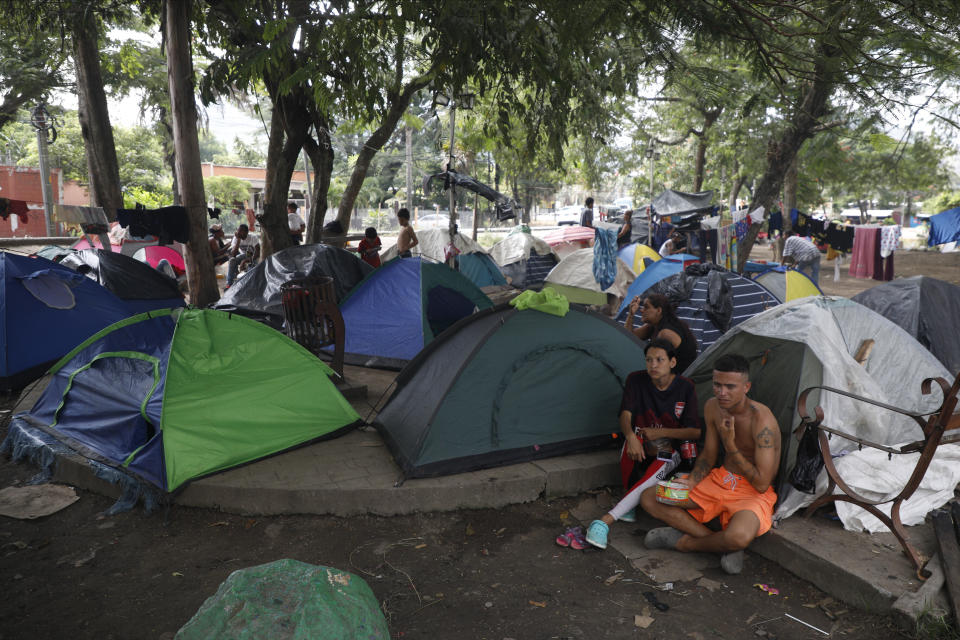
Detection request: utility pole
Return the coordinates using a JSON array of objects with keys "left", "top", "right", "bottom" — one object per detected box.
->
[
  {"left": 405, "top": 126, "right": 414, "bottom": 211},
  {"left": 30, "top": 105, "right": 56, "bottom": 237},
  {"left": 301, "top": 149, "right": 312, "bottom": 226},
  {"left": 446, "top": 99, "right": 457, "bottom": 262}
]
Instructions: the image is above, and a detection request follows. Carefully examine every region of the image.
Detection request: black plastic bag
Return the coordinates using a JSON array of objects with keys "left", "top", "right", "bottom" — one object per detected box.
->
[{"left": 789, "top": 425, "right": 825, "bottom": 494}]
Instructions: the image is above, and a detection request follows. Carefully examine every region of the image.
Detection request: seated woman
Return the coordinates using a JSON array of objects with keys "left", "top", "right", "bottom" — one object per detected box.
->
[
  {"left": 585, "top": 338, "right": 701, "bottom": 549},
  {"left": 624, "top": 293, "right": 699, "bottom": 374}
]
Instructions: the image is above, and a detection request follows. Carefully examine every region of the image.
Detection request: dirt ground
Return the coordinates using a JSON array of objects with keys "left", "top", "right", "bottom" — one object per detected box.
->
[{"left": 1, "top": 244, "right": 958, "bottom": 639}]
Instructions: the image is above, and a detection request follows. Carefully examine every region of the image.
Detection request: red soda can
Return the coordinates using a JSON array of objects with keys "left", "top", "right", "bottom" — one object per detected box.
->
[{"left": 681, "top": 440, "right": 697, "bottom": 460}]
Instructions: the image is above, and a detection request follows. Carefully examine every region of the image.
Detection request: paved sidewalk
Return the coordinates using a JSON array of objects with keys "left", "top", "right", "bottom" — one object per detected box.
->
[{"left": 23, "top": 364, "right": 953, "bottom": 628}]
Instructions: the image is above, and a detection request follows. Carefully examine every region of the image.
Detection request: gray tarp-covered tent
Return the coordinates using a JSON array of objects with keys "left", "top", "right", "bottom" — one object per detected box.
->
[
  {"left": 852, "top": 276, "right": 960, "bottom": 375},
  {"left": 652, "top": 189, "right": 715, "bottom": 229},
  {"left": 424, "top": 170, "right": 519, "bottom": 221},
  {"left": 212, "top": 244, "right": 372, "bottom": 327}
]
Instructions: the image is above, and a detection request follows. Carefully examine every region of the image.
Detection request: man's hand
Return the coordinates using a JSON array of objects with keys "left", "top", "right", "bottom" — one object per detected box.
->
[
  {"left": 625, "top": 434, "right": 645, "bottom": 462},
  {"left": 717, "top": 410, "right": 736, "bottom": 449}
]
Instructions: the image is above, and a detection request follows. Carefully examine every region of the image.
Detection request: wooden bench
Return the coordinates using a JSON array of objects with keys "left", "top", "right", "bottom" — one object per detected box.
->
[{"left": 796, "top": 370, "right": 960, "bottom": 578}]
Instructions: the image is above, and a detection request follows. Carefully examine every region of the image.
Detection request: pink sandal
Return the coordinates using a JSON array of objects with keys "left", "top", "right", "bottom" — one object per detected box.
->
[{"left": 555, "top": 525, "right": 587, "bottom": 550}]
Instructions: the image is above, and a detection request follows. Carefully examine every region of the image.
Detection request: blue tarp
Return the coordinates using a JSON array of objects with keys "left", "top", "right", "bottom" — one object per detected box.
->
[
  {"left": 927, "top": 207, "right": 960, "bottom": 246},
  {"left": 337, "top": 257, "right": 493, "bottom": 368},
  {"left": 0, "top": 252, "right": 133, "bottom": 390}
]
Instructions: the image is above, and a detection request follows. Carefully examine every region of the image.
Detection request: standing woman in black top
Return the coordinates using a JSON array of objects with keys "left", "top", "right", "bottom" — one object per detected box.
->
[{"left": 624, "top": 293, "right": 699, "bottom": 373}]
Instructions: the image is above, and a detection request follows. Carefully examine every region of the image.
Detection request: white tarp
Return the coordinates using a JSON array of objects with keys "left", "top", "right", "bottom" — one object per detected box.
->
[
  {"left": 544, "top": 248, "right": 635, "bottom": 298},
  {"left": 723, "top": 297, "right": 954, "bottom": 530},
  {"left": 381, "top": 229, "right": 487, "bottom": 262},
  {"left": 489, "top": 230, "right": 556, "bottom": 266}
]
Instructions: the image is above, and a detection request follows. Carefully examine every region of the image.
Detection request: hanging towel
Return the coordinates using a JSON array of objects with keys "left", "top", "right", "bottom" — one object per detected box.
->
[
  {"left": 879, "top": 225, "right": 901, "bottom": 258},
  {"left": 592, "top": 226, "right": 618, "bottom": 290},
  {"left": 849, "top": 226, "right": 880, "bottom": 279}
]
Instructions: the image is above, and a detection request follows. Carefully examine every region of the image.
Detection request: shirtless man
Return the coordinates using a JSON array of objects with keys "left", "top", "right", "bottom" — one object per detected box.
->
[
  {"left": 396, "top": 208, "right": 418, "bottom": 257},
  {"left": 639, "top": 353, "right": 781, "bottom": 574}
]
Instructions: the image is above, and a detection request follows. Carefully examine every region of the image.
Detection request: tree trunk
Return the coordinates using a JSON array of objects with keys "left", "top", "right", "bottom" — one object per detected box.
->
[
  {"left": 158, "top": 106, "right": 179, "bottom": 205},
  {"left": 260, "top": 103, "right": 305, "bottom": 258},
  {"left": 304, "top": 123, "right": 333, "bottom": 244},
  {"left": 335, "top": 83, "right": 426, "bottom": 236},
  {"left": 738, "top": 49, "right": 835, "bottom": 271},
  {"left": 72, "top": 10, "right": 122, "bottom": 222},
  {"left": 165, "top": 0, "right": 219, "bottom": 306},
  {"left": 692, "top": 108, "right": 720, "bottom": 192}
]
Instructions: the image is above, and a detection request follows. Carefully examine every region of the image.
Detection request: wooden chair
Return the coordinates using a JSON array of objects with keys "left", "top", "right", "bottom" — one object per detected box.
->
[
  {"left": 280, "top": 276, "right": 345, "bottom": 379},
  {"left": 796, "top": 370, "right": 960, "bottom": 578}
]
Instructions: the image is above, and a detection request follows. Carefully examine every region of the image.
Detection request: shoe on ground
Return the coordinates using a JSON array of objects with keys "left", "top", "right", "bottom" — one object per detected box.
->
[
  {"left": 585, "top": 520, "right": 609, "bottom": 550},
  {"left": 644, "top": 527, "right": 684, "bottom": 550},
  {"left": 555, "top": 525, "right": 582, "bottom": 548},
  {"left": 721, "top": 550, "right": 744, "bottom": 575},
  {"left": 619, "top": 508, "right": 636, "bottom": 523}
]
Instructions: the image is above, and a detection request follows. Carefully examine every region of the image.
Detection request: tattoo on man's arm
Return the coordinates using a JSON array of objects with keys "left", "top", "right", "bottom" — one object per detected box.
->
[
  {"left": 689, "top": 456, "right": 710, "bottom": 484},
  {"left": 756, "top": 426, "right": 775, "bottom": 449}
]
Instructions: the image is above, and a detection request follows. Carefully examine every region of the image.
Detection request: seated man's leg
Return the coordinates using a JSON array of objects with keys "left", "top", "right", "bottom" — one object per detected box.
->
[
  {"left": 675, "top": 509, "right": 760, "bottom": 553},
  {"left": 639, "top": 486, "right": 714, "bottom": 539}
]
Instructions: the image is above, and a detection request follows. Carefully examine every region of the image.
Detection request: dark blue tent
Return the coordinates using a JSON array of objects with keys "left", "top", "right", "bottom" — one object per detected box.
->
[
  {"left": 337, "top": 257, "right": 494, "bottom": 369},
  {"left": 58, "top": 249, "right": 184, "bottom": 314},
  {"left": 0, "top": 251, "right": 132, "bottom": 390},
  {"left": 457, "top": 253, "right": 508, "bottom": 288}
]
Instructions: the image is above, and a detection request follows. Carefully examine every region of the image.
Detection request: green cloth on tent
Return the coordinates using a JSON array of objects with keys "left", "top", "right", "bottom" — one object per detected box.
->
[
  {"left": 509, "top": 287, "right": 569, "bottom": 317},
  {"left": 175, "top": 559, "right": 389, "bottom": 640}
]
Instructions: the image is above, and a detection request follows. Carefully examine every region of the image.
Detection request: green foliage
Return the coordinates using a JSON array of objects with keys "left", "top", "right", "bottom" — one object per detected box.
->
[
  {"left": 198, "top": 130, "right": 228, "bottom": 164},
  {"left": 122, "top": 186, "right": 172, "bottom": 209},
  {"left": 924, "top": 191, "right": 960, "bottom": 214},
  {"left": 204, "top": 175, "right": 251, "bottom": 209}
]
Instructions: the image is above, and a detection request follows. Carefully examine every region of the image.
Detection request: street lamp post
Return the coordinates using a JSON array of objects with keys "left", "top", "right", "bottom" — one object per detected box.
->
[
  {"left": 30, "top": 104, "right": 58, "bottom": 237},
  {"left": 435, "top": 91, "right": 474, "bottom": 266},
  {"left": 644, "top": 141, "right": 660, "bottom": 247}
]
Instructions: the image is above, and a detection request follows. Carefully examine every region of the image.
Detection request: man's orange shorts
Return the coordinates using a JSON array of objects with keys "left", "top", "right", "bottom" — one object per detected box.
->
[{"left": 687, "top": 467, "right": 777, "bottom": 536}]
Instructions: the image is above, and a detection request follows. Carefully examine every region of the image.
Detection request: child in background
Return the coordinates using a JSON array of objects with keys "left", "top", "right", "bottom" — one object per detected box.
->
[{"left": 356, "top": 227, "right": 382, "bottom": 268}]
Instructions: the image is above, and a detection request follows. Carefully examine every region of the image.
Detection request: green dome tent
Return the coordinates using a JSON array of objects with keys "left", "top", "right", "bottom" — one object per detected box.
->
[
  {"left": 5, "top": 308, "right": 361, "bottom": 494},
  {"left": 374, "top": 304, "right": 648, "bottom": 478}
]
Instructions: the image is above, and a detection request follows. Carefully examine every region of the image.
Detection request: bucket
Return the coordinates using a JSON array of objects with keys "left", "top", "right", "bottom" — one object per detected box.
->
[{"left": 656, "top": 476, "right": 690, "bottom": 506}]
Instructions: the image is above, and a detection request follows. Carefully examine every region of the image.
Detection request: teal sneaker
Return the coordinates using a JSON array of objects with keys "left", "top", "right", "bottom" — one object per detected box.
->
[
  {"left": 585, "top": 520, "right": 609, "bottom": 550},
  {"left": 619, "top": 509, "right": 637, "bottom": 523}
]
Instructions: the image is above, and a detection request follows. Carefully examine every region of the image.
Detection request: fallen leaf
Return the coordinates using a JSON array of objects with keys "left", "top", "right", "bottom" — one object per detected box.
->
[
  {"left": 559, "top": 510, "right": 570, "bottom": 521},
  {"left": 634, "top": 614, "right": 655, "bottom": 628},
  {"left": 465, "top": 524, "right": 475, "bottom": 536},
  {"left": 604, "top": 573, "right": 623, "bottom": 585},
  {"left": 529, "top": 600, "right": 547, "bottom": 608},
  {"left": 207, "top": 521, "right": 229, "bottom": 527},
  {"left": 696, "top": 577, "right": 721, "bottom": 592},
  {"left": 172, "top": 571, "right": 184, "bottom": 577},
  {"left": 415, "top": 544, "right": 427, "bottom": 549},
  {"left": 495, "top": 527, "right": 506, "bottom": 535},
  {"left": 243, "top": 519, "right": 257, "bottom": 530}
]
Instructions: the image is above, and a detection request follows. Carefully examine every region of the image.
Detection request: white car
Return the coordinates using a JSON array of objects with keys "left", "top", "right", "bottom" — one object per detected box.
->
[
  {"left": 554, "top": 205, "right": 581, "bottom": 226},
  {"left": 416, "top": 213, "right": 450, "bottom": 229}
]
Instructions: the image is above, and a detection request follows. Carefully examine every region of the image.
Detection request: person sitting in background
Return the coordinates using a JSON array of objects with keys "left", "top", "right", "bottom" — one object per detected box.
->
[
  {"left": 208, "top": 224, "right": 229, "bottom": 265},
  {"left": 659, "top": 232, "right": 687, "bottom": 257},
  {"left": 624, "top": 293, "right": 699, "bottom": 374},
  {"left": 226, "top": 224, "right": 260, "bottom": 288}
]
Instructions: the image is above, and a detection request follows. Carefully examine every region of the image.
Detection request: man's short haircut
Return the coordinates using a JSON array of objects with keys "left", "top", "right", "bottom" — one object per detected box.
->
[
  {"left": 364, "top": 227, "right": 378, "bottom": 239},
  {"left": 645, "top": 337, "right": 677, "bottom": 361},
  {"left": 397, "top": 208, "right": 410, "bottom": 220},
  {"left": 287, "top": 202, "right": 297, "bottom": 211},
  {"left": 585, "top": 197, "right": 594, "bottom": 207},
  {"left": 714, "top": 353, "right": 750, "bottom": 378},
  {"left": 238, "top": 224, "right": 249, "bottom": 233}
]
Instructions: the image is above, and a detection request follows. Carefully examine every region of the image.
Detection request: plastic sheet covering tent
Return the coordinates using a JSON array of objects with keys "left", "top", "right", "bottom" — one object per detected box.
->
[
  {"left": 380, "top": 229, "right": 507, "bottom": 288},
  {"left": 423, "top": 169, "right": 519, "bottom": 221},
  {"left": 374, "top": 305, "right": 648, "bottom": 478},
  {"left": 32, "top": 245, "right": 75, "bottom": 263},
  {"left": 652, "top": 189, "right": 715, "bottom": 225},
  {"left": 852, "top": 276, "right": 960, "bottom": 375},
  {"left": 926, "top": 206, "right": 960, "bottom": 246},
  {"left": 684, "top": 296, "right": 953, "bottom": 531},
  {"left": 753, "top": 266, "right": 823, "bottom": 303},
  {"left": 617, "top": 263, "right": 779, "bottom": 357},
  {"left": 0, "top": 251, "right": 132, "bottom": 390},
  {"left": 59, "top": 249, "right": 185, "bottom": 314},
  {"left": 337, "top": 257, "right": 493, "bottom": 369},
  {"left": 175, "top": 560, "right": 389, "bottom": 640},
  {"left": 3, "top": 308, "right": 360, "bottom": 493},
  {"left": 212, "top": 244, "right": 372, "bottom": 327},
  {"left": 489, "top": 228, "right": 558, "bottom": 289},
  {"left": 617, "top": 241, "right": 660, "bottom": 274},
  {"left": 543, "top": 248, "right": 635, "bottom": 306}
]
